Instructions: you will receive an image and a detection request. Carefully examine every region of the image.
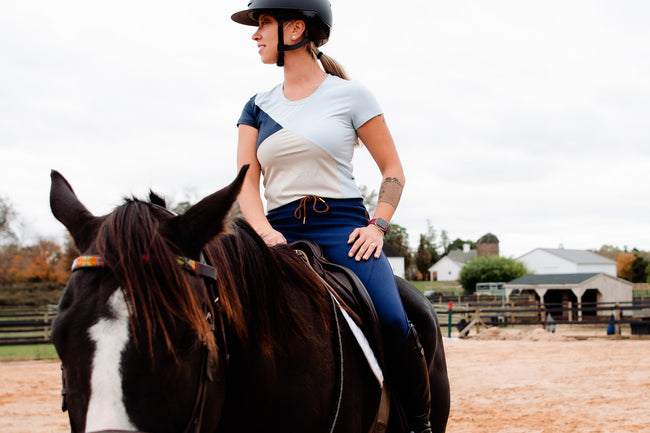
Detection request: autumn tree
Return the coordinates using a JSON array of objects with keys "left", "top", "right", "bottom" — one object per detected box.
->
[
  {"left": 0, "top": 197, "right": 21, "bottom": 284},
  {"left": 0, "top": 196, "right": 18, "bottom": 245},
  {"left": 414, "top": 221, "right": 440, "bottom": 279},
  {"left": 0, "top": 244, "right": 20, "bottom": 284},
  {"left": 7, "top": 239, "right": 69, "bottom": 283},
  {"left": 617, "top": 253, "right": 636, "bottom": 280}
]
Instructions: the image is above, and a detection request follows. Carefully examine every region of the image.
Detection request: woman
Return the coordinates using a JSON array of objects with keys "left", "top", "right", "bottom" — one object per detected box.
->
[{"left": 232, "top": 1, "right": 432, "bottom": 432}]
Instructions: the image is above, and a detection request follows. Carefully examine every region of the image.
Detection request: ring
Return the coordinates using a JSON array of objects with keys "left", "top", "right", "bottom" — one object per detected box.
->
[{"left": 370, "top": 243, "right": 376, "bottom": 247}]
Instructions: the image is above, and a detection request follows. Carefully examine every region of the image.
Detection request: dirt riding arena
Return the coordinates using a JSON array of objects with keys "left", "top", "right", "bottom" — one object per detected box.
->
[{"left": 2, "top": 326, "right": 649, "bottom": 433}]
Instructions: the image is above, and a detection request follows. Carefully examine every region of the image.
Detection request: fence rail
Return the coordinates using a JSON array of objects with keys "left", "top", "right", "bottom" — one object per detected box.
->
[
  {"left": 0, "top": 305, "right": 58, "bottom": 345},
  {"left": 2, "top": 298, "right": 650, "bottom": 345},
  {"left": 431, "top": 298, "right": 650, "bottom": 335}
]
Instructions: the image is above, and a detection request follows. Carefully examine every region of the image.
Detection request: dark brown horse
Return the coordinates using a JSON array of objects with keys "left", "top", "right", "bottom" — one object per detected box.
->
[{"left": 49, "top": 167, "right": 449, "bottom": 433}]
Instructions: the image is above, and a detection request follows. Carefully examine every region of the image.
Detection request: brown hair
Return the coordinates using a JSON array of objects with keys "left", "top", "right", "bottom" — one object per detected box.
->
[{"left": 308, "top": 41, "right": 349, "bottom": 80}]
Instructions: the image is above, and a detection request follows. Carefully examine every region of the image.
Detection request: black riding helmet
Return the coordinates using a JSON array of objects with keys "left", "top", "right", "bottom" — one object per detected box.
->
[{"left": 232, "top": 0, "right": 332, "bottom": 66}]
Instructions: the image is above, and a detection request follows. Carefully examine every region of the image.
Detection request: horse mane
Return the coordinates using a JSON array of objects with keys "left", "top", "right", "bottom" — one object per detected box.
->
[
  {"left": 93, "top": 196, "right": 331, "bottom": 363},
  {"left": 94, "top": 198, "right": 217, "bottom": 359},
  {"left": 206, "top": 218, "right": 331, "bottom": 360}
]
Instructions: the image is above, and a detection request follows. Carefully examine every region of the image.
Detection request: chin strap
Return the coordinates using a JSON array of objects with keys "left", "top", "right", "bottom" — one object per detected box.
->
[{"left": 276, "top": 20, "right": 310, "bottom": 67}]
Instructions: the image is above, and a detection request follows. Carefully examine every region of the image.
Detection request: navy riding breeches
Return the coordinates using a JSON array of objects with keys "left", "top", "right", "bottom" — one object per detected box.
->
[{"left": 267, "top": 197, "right": 410, "bottom": 352}]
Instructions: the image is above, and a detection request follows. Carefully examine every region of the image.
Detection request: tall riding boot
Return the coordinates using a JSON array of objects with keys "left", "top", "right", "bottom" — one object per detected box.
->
[{"left": 391, "top": 324, "right": 432, "bottom": 433}]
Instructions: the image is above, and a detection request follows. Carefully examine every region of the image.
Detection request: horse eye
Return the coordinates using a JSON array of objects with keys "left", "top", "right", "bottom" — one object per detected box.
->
[{"left": 179, "top": 331, "right": 199, "bottom": 355}]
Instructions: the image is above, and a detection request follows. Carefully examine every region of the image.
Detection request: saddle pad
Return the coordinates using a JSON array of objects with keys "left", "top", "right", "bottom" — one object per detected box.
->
[{"left": 333, "top": 296, "right": 384, "bottom": 386}]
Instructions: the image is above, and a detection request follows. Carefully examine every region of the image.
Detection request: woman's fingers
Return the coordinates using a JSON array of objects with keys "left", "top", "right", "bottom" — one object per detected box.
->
[{"left": 348, "top": 226, "right": 384, "bottom": 261}]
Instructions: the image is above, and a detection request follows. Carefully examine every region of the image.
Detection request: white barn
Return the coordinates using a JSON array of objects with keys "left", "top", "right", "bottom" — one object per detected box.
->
[
  {"left": 387, "top": 256, "right": 405, "bottom": 279},
  {"left": 517, "top": 248, "right": 616, "bottom": 277},
  {"left": 428, "top": 248, "right": 477, "bottom": 281}
]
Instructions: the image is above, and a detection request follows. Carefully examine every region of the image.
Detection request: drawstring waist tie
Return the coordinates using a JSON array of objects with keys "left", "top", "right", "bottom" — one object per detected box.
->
[{"left": 293, "top": 195, "right": 330, "bottom": 223}]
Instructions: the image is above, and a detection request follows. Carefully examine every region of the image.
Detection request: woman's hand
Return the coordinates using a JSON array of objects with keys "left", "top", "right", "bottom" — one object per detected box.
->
[
  {"left": 259, "top": 227, "right": 287, "bottom": 247},
  {"left": 347, "top": 225, "right": 384, "bottom": 261}
]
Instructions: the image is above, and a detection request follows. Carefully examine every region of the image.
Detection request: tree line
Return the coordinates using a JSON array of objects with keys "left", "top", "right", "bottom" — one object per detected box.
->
[{"left": 2, "top": 195, "right": 649, "bottom": 288}]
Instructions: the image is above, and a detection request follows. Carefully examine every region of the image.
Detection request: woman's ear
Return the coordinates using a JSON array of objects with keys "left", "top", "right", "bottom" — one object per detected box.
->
[{"left": 288, "top": 19, "right": 307, "bottom": 40}]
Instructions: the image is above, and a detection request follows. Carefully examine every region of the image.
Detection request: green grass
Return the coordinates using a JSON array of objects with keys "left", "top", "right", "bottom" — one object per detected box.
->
[
  {"left": 408, "top": 280, "right": 462, "bottom": 294},
  {"left": 0, "top": 344, "right": 59, "bottom": 362}
]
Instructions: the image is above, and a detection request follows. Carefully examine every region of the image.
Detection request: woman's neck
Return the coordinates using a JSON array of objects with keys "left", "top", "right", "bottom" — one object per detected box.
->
[{"left": 282, "top": 52, "right": 328, "bottom": 101}]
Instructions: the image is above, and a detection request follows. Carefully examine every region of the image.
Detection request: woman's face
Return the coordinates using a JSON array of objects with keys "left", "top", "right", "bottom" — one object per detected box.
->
[
  {"left": 252, "top": 14, "right": 303, "bottom": 64},
  {"left": 252, "top": 14, "right": 279, "bottom": 64}
]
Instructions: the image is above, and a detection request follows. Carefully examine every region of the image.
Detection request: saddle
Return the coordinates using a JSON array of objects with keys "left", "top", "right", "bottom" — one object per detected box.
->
[
  {"left": 290, "top": 240, "right": 386, "bottom": 370},
  {"left": 291, "top": 240, "right": 442, "bottom": 433}
]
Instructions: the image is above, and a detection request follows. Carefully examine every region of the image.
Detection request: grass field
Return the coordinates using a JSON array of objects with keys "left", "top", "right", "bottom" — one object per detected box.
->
[
  {"left": 409, "top": 280, "right": 462, "bottom": 294},
  {"left": 0, "top": 344, "right": 58, "bottom": 362}
]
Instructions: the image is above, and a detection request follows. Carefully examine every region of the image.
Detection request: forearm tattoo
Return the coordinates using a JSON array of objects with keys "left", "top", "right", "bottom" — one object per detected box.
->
[{"left": 378, "top": 177, "right": 403, "bottom": 209}]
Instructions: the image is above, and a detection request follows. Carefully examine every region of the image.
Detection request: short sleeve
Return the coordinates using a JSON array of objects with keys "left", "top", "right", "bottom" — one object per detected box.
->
[
  {"left": 349, "top": 82, "right": 383, "bottom": 130},
  {"left": 237, "top": 95, "right": 259, "bottom": 128}
]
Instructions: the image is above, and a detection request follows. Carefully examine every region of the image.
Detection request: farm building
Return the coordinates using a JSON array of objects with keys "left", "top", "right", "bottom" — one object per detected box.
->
[
  {"left": 383, "top": 243, "right": 405, "bottom": 279},
  {"left": 504, "top": 272, "right": 633, "bottom": 319},
  {"left": 517, "top": 248, "right": 616, "bottom": 277},
  {"left": 429, "top": 233, "right": 499, "bottom": 281},
  {"left": 429, "top": 246, "right": 476, "bottom": 281}
]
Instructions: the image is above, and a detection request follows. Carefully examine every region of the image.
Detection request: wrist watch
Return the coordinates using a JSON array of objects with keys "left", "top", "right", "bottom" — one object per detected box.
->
[{"left": 368, "top": 217, "right": 390, "bottom": 235}]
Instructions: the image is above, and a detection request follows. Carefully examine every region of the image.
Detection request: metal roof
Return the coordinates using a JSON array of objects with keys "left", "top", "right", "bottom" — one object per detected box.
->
[
  {"left": 506, "top": 273, "right": 600, "bottom": 285},
  {"left": 528, "top": 248, "right": 615, "bottom": 264}
]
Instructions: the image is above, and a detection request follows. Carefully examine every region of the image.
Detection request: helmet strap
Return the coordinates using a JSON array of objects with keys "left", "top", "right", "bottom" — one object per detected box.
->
[{"left": 276, "top": 19, "right": 310, "bottom": 67}]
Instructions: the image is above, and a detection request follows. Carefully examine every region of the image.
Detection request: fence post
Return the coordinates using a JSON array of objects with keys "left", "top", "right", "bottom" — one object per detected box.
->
[
  {"left": 567, "top": 301, "right": 573, "bottom": 322},
  {"left": 448, "top": 301, "right": 453, "bottom": 338},
  {"left": 614, "top": 302, "right": 621, "bottom": 336},
  {"left": 577, "top": 300, "right": 582, "bottom": 322}
]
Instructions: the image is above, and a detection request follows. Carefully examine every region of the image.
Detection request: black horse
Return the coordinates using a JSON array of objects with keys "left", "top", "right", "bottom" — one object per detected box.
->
[{"left": 49, "top": 167, "right": 449, "bottom": 433}]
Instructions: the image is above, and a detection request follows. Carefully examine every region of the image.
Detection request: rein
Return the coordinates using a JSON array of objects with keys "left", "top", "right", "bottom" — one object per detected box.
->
[{"left": 65, "top": 254, "right": 227, "bottom": 433}]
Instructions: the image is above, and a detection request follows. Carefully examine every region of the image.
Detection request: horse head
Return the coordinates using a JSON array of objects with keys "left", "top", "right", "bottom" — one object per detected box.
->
[{"left": 49, "top": 166, "right": 248, "bottom": 433}]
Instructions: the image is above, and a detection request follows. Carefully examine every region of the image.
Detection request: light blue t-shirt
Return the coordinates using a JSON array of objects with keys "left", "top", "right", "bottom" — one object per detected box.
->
[{"left": 237, "top": 74, "right": 382, "bottom": 211}]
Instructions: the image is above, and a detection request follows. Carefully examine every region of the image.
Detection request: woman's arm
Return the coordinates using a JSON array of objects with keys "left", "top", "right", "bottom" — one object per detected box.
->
[
  {"left": 236, "top": 124, "right": 287, "bottom": 246},
  {"left": 347, "top": 114, "right": 405, "bottom": 261}
]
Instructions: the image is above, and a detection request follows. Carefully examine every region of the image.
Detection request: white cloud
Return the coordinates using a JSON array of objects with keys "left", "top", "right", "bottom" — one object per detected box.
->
[{"left": 1, "top": 0, "right": 649, "bottom": 259}]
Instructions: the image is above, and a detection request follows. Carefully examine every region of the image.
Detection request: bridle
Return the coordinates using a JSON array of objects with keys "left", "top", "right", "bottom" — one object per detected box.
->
[{"left": 62, "top": 253, "right": 228, "bottom": 433}]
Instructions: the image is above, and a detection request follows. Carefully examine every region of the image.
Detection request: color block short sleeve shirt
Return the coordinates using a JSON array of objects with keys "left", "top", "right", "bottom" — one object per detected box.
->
[{"left": 237, "top": 75, "right": 382, "bottom": 211}]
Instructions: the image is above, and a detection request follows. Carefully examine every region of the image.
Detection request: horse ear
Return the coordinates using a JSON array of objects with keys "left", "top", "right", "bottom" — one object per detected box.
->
[
  {"left": 169, "top": 165, "right": 249, "bottom": 256},
  {"left": 149, "top": 191, "right": 167, "bottom": 208},
  {"left": 49, "top": 170, "right": 101, "bottom": 253}
]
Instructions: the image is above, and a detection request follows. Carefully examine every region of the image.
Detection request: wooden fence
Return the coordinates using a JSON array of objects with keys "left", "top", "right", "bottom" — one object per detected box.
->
[
  {"left": 432, "top": 297, "right": 650, "bottom": 336},
  {"left": 0, "top": 305, "right": 58, "bottom": 345},
  {"left": 2, "top": 297, "right": 650, "bottom": 345}
]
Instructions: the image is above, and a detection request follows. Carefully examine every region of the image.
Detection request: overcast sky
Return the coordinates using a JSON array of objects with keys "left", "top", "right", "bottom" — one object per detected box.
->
[{"left": 2, "top": 0, "right": 649, "bottom": 258}]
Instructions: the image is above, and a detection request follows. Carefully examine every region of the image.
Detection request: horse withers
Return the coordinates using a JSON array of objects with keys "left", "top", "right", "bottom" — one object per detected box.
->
[{"left": 49, "top": 167, "right": 449, "bottom": 433}]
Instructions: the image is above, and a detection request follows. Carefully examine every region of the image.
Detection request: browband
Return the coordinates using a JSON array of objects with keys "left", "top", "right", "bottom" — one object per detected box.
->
[{"left": 71, "top": 255, "right": 217, "bottom": 281}]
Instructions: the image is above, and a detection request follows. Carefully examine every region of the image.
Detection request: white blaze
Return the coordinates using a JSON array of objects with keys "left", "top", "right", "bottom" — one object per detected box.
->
[{"left": 85, "top": 289, "right": 137, "bottom": 432}]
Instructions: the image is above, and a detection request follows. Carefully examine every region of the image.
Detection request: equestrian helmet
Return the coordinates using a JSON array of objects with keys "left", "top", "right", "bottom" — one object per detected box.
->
[{"left": 231, "top": 0, "right": 332, "bottom": 47}]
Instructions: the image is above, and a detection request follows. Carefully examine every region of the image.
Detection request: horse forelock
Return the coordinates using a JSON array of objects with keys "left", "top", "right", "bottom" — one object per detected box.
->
[
  {"left": 207, "top": 219, "right": 331, "bottom": 360},
  {"left": 94, "top": 198, "right": 217, "bottom": 359}
]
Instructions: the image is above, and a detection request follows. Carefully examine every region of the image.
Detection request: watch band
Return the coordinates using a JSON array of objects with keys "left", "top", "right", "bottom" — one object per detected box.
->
[{"left": 368, "top": 217, "right": 389, "bottom": 234}]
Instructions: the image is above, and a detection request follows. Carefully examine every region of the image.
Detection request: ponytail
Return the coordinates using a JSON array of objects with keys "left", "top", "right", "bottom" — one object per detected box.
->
[{"left": 308, "top": 42, "right": 349, "bottom": 80}]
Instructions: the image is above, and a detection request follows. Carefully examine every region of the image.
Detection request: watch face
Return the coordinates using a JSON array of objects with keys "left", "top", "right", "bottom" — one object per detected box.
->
[{"left": 376, "top": 218, "right": 389, "bottom": 231}]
